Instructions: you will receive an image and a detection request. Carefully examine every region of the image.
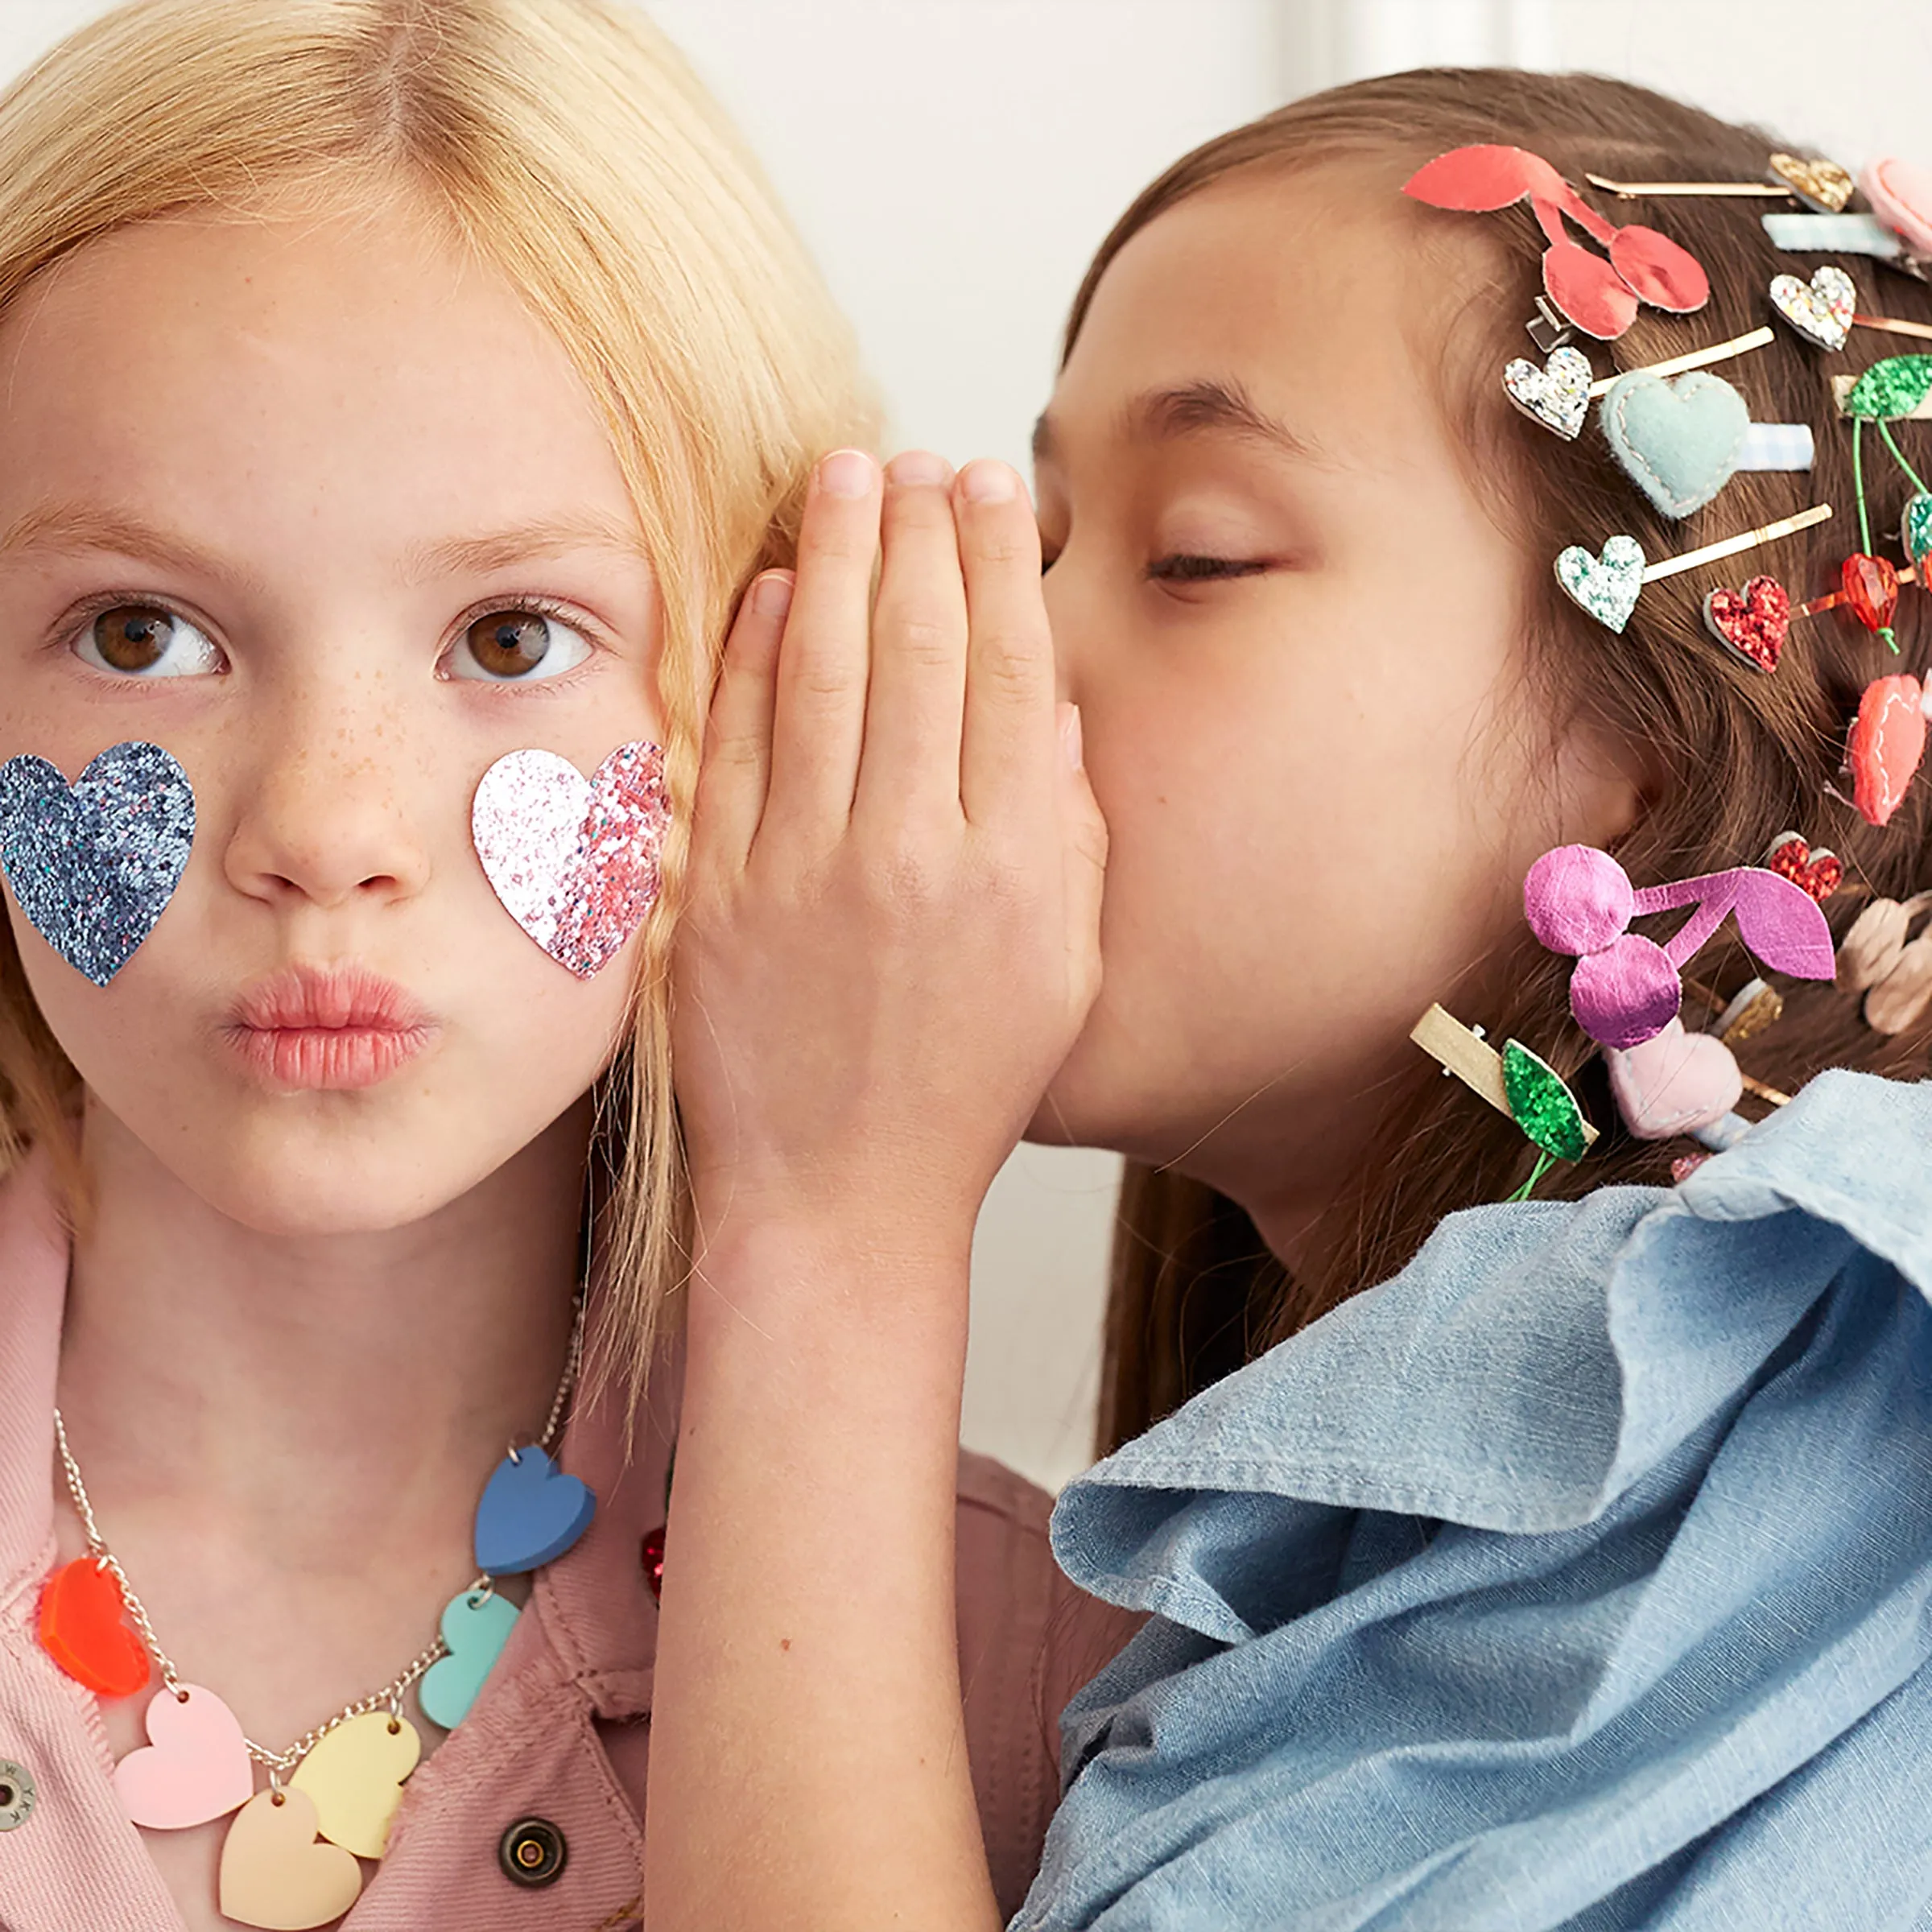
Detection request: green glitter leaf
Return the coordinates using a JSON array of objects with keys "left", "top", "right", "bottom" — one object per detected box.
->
[
  {"left": 1845, "top": 355, "right": 1932, "bottom": 422},
  {"left": 1501, "top": 1039, "right": 1589, "bottom": 1162}
]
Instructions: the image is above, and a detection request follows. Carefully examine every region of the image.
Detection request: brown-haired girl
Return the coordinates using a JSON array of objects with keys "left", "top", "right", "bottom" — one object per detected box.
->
[{"left": 646, "top": 68, "right": 1932, "bottom": 1930}]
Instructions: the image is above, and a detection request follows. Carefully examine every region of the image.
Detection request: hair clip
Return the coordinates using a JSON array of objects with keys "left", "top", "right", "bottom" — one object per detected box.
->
[
  {"left": 1840, "top": 889, "right": 1932, "bottom": 1031},
  {"left": 1762, "top": 831, "right": 1843, "bottom": 902},
  {"left": 1686, "top": 972, "right": 1786, "bottom": 1044},
  {"left": 1586, "top": 153, "right": 1853, "bottom": 213},
  {"left": 1839, "top": 671, "right": 1932, "bottom": 826},
  {"left": 1406, "top": 145, "right": 1709, "bottom": 340},
  {"left": 1410, "top": 1003, "right": 1596, "bottom": 1198},
  {"left": 1600, "top": 370, "right": 1814, "bottom": 517},
  {"left": 1861, "top": 159, "right": 1932, "bottom": 257},
  {"left": 1814, "top": 356, "right": 1932, "bottom": 651},
  {"left": 1703, "top": 575, "right": 1794, "bottom": 672},
  {"left": 1504, "top": 324, "right": 1775, "bottom": 442},
  {"left": 1524, "top": 843, "right": 1835, "bottom": 1051},
  {"left": 1769, "top": 265, "right": 1932, "bottom": 352},
  {"left": 1556, "top": 504, "right": 1833, "bottom": 633},
  {"left": 1763, "top": 211, "right": 1919, "bottom": 263}
]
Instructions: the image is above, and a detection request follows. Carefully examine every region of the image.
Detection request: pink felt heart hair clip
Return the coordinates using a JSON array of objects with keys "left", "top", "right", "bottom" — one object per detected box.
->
[{"left": 1523, "top": 844, "right": 1835, "bottom": 1050}]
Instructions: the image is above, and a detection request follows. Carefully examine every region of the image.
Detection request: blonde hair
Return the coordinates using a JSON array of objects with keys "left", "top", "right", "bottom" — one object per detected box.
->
[{"left": 0, "top": 0, "right": 877, "bottom": 1404}]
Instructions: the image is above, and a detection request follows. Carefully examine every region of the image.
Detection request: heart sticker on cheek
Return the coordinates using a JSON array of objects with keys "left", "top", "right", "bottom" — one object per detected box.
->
[
  {"left": 0, "top": 742, "right": 195, "bottom": 986},
  {"left": 471, "top": 742, "right": 670, "bottom": 978}
]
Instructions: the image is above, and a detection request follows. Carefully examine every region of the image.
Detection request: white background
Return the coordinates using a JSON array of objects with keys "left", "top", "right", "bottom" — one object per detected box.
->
[{"left": 5, "top": 0, "right": 1929, "bottom": 1489}]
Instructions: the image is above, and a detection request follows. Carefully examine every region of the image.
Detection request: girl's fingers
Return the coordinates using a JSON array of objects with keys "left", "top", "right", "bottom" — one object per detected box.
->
[
  {"left": 691, "top": 569, "right": 792, "bottom": 875},
  {"left": 763, "top": 449, "right": 883, "bottom": 843},
  {"left": 954, "top": 459, "right": 1056, "bottom": 830},
  {"left": 853, "top": 450, "right": 969, "bottom": 828}
]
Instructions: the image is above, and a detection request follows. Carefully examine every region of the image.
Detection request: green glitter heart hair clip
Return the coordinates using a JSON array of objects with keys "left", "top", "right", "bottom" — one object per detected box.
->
[{"left": 1411, "top": 1003, "right": 1596, "bottom": 1200}]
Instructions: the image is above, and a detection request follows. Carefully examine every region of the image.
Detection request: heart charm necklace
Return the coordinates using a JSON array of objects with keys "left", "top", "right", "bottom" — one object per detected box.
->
[{"left": 43, "top": 1286, "right": 592, "bottom": 1928}]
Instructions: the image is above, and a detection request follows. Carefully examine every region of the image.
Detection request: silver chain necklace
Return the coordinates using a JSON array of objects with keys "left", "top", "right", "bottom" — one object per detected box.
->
[{"left": 50, "top": 1290, "right": 584, "bottom": 1779}]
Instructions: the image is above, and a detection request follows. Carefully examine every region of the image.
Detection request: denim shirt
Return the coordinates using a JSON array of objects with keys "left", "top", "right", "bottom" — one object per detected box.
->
[{"left": 1015, "top": 1069, "right": 1932, "bottom": 1931}]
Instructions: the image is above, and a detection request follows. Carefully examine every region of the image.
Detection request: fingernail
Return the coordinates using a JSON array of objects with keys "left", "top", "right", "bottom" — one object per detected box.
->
[
  {"left": 958, "top": 458, "right": 1018, "bottom": 504},
  {"left": 1059, "top": 702, "right": 1084, "bottom": 772},
  {"left": 752, "top": 571, "right": 794, "bottom": 620},
  {"left": 816, "top": 448, "right": 876, "bottom": 499},
  {"left": 886, "top": 449, "right": 953, "bottom": 489}
]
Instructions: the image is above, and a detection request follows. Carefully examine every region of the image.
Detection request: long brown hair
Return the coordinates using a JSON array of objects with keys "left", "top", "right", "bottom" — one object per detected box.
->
[{"left": 1088, "top": 69, "right": 1932, "bottom": 1454}]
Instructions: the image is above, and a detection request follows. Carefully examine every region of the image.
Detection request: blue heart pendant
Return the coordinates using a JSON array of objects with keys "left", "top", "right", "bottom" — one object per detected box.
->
[
  {"left": 0, "top": 742, "right": 194, "bottom": 985},
  {"left": 473, "top": 1445, "right": 596, "bottom": 1574}
]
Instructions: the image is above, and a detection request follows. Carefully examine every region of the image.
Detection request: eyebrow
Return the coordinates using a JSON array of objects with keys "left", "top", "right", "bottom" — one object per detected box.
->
[
  {"left": 1033, "top": 378, "right": 1333, "bottom": 469},
  {"left": 0, "top": 502, "right": 652, "bottom": 586}
]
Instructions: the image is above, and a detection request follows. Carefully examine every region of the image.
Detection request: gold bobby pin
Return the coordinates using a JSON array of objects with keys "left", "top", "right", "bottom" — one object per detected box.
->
[
  {"left": 1641, "top": 503, "right": 1835, "bottom": 583},
  {"left": 1586, "top": 155, "right": 1854, "bottom": 213},
  {"left": 1587, "top": 324, "right": 1775, "bottom": 399}
]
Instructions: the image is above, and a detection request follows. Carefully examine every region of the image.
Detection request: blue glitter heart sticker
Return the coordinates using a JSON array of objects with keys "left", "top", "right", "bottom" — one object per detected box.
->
[{"left": 0, "top": 742, "right": 195, "bottom": 986}]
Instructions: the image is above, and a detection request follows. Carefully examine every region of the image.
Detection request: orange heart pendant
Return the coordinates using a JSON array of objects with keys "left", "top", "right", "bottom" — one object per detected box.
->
[
  {"left": 38, "top": 1556, "right": 150, "bottom": 1698},
  {"left": 218, "top": 1788, "right": 363, "bottom": 1930}
]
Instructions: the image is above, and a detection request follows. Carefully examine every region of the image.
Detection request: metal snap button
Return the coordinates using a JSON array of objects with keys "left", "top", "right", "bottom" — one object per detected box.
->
[
  {"left": 0, "top": 1760, "right": 35, "bottom": 1831},
  {"left": 498, "top": 1814, "right": 568, "bottom": 1888}
]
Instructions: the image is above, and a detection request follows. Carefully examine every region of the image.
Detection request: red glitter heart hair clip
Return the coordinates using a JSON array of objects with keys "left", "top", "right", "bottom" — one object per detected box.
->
[{"left": 1405, "top": 145, "right": 1711, "bottom": 340}]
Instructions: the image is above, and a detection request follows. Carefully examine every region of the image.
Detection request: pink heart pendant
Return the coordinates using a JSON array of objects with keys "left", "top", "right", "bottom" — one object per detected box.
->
[
  {"left": 1606, "top": 1018, "right": 1742, "bottom": 1141},
  {"left": 114, "top": 1683, "right": 254, "bottom": 1829},
  {"left": 471, "top": 743, "right": 670, "bottom": 979}
]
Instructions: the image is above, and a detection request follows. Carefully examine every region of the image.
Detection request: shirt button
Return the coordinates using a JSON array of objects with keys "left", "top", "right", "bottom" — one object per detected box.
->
[
  {"left": 0, "top": 1760, "right": 35, "bottom": 1831},
  {"left": 498, "top": 1815, "right": 568, "bottom": 1887}
]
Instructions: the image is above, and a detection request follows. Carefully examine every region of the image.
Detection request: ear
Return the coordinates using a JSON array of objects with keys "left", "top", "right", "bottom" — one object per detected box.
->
[{"left": 1551, "top": 713, "right": 1657, "bottom": 855}]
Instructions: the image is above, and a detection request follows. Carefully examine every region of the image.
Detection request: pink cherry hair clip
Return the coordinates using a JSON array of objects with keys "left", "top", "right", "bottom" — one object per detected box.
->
[
  {"left": 1524, "top": 844, "right": 1835, "bottom": 1051},
  {"left": 1405, "top": 145, "right": 1710, "bottom": 340}
]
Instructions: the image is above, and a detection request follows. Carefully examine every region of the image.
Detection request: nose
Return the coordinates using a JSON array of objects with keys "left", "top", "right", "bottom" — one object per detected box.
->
[{"left": 221, "top": 673, "right": 432, "bottom": 913}]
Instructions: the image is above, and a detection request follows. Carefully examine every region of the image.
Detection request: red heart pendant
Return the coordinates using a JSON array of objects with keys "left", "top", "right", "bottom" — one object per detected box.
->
[
  {"left": 1765, "top": 832, "right": 1843, "bottom": 902},
  {"left": 39, "top": 1555, "right": 150, "bottom": 1698},
  {"left": 1703, "top": 575, "right": 1790, "bottom": 672},
  {"left": 1843, "top": 553, "right": 1901, "bottom": 634}
]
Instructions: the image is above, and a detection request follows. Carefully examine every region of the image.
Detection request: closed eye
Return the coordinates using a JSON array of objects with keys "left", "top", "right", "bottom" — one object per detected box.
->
[{"left": 1146, "top": 554, "right": 1268, "bottom": 583}]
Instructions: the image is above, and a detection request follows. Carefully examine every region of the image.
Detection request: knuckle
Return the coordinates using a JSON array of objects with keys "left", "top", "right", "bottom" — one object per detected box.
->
[
  {"left": 885, "top": 613, "right": 964, "bottom": 668},
  {"left": 967, "top": 526, "right": 1033, "bottom": 569}
]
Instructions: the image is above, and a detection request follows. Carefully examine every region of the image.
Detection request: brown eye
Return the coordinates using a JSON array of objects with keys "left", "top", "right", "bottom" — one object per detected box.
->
[
  {"left": 465, "top": 612, "right": 551, "bottom": 677},
  {"left": 447, "top": 606, "right": 592, "bottom": 683},
  {"left": 94, "top": 607, "right": 171, "bottom": 671},
  {"left": 75, "top": 603, "right": 223, "bottom": 679}
]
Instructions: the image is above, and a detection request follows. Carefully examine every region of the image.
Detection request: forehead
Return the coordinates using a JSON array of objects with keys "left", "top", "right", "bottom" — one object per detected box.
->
[
  {"left": 0, "top": 202, "right": 640, "bottom": 574},
  {"left": 1052, "top": 164, "right": 1453, "bottom": 464}
]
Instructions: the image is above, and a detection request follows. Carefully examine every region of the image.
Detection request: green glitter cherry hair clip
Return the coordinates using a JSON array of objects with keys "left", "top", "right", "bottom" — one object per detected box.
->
[
  {"left": 1812, "top": 354, "right": 1932, "bottom": 653},
  {"left": 1411, "top": 1003, "right": 1596, "bottom": 1200}
]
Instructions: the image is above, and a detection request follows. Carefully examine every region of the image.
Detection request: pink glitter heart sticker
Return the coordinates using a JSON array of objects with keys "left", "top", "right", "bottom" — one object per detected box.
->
[{"left": 472, "top": 743, "right": 670, "bottom": 978}]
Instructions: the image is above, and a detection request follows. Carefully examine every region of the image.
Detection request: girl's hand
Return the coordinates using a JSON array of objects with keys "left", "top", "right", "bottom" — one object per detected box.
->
[
  {"left": 672, "top": 445, "right": 1106, "bottom": 1261},
  {"left": 646, "top": 448, "right": 1104, "bottom": 1932}
]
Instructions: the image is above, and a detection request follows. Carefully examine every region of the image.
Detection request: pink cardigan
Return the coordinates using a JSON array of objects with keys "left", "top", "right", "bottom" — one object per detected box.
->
[{"left": 0, "top": 1150, "right": 1138, "bottom": 1928}]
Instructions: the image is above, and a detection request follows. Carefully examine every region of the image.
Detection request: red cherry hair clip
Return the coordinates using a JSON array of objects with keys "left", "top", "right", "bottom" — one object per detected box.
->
[{"left": 1405, "top": 145, "right": 1711, "bottom": 340}]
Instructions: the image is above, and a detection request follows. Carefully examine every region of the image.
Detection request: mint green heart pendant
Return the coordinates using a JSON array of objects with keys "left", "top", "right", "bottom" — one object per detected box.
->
[{"left": 419, "top": 1587, "right": 520, "bottom": 1731}]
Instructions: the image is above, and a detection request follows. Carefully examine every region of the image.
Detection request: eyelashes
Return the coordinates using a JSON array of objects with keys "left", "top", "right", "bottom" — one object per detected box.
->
[{"left": 1146, "top": 553, "right": 1268, "bottom": 584}]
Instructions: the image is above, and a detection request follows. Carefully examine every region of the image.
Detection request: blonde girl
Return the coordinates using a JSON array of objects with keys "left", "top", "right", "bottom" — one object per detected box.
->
[
  {"left": 0, "top": 4, "right": 1124, "bottom": 1929},
  {"left": 647, "top": 66, "right": 1932, "bottom": 1932}
]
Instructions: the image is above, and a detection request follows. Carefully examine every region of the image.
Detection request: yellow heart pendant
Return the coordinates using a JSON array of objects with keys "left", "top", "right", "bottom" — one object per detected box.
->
[
  {"left": 218, "top": 1788, "right": 362, "bottom": 1930},
  {"left": 287, "top": 1710, "right": 420, "bottom": 1860}
]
